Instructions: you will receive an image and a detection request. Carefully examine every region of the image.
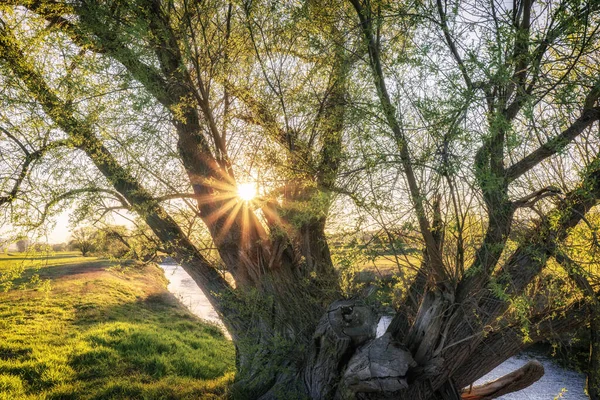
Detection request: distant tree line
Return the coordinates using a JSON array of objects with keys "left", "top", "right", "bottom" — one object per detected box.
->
[
  {"left": 1, "top": 225, "right": 156, "bottom": 262},
  {"left": 68, "top": 225, "right": 158, "bottom": 261}
]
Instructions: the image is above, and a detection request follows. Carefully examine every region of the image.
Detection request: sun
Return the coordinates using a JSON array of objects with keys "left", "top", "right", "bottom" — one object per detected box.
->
[{"left": 237, "top": 182, "right": 257, "bottom": 201}]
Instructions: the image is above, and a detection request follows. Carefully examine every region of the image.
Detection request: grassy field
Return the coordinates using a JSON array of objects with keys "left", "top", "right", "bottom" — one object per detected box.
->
[
  {"left": 0, "top": 252, "right": 234, "bottom": 400},
  {"left": 362, "top": 254, "right": 420, "bottom": 276}
]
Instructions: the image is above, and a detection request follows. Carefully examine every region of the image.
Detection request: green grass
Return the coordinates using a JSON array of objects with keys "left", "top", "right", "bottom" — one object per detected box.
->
[
  {"left": 365, "top": 254, "right": 421, "bottom": 275},
  {"left": 0, "top": 252, "right": 235, "bottom": 400}
]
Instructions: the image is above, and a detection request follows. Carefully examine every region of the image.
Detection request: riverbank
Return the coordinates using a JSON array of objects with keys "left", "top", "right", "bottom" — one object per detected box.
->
[
  {"left": 0, "top": 252, "right": 234, "bottom": 400},
  {"left": 159, "top": 260, "right": 228, "bottom": 339}
]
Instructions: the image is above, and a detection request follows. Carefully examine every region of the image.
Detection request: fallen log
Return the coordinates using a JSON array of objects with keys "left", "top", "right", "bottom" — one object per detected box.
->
[{"left": 461, "top": 360, "right": 544, "bottom": 400}]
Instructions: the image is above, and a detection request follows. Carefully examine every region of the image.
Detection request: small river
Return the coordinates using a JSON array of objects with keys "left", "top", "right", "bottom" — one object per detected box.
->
[
  {"left": 160, "top": 262, "right": 223, "bottom": 326},
  {"left": 159, "top": 262, "right": 588, "bottom": 399}
]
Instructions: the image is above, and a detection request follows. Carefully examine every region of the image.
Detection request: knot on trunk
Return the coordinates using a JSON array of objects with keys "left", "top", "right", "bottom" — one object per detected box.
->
[
  {"left": 305, "top": 300, "right": 377, "bottom": 399},
  {"left": 326, "top": 299, "right": 377, "bottom": 343},
  {"left": 342, "top": 332, "right": 417, "bottom": 394}
]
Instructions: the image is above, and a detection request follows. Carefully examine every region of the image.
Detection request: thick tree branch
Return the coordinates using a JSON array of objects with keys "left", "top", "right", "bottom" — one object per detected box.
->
[
  {"left": 504, "top": 0, "right": 533, "bottom": 109},
  {"left": 143, "top": 0, "right": 232, "bottom": 173},
  {"left": 506, "top": 106, "right": 600, "bottom": 182},
  {"left": 512, "top": 186, "right": 562, "bottom": 209}
]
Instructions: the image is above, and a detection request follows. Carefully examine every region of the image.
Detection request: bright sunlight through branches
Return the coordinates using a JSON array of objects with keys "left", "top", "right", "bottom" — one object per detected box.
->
[{"left": 237, "top": 183, "right": 257, "bottom": 202}]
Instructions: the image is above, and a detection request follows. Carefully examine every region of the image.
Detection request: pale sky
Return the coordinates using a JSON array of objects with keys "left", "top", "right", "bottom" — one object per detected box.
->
[
  {"left": 46, "top": 210, "right": 72, "bottom": 243},
  {"left": 1, "top": 207, "right": 135, "bottom": 244}
]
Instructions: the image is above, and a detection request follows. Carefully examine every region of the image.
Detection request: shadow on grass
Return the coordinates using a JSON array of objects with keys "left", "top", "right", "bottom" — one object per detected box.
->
[
  {"left": 35, "top": 260, "right": 114, "bottom": 279},
  {"left": 0, "top": 253, "right": 87, "bottom": 263},
  {"left": 73, "top": 291, "right": 225, "bottom": 334},
  {"left": 6, "top": 259, "right": 114, "bottom": 288},
  {"left": 66, "top": 295, "right": 234, "bottom": 399}
]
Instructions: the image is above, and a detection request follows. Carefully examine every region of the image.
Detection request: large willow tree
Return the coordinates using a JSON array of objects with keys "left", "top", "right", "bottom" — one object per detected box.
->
[{"left": 1, "top": 0, "right": 600, "bottom": 399}]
